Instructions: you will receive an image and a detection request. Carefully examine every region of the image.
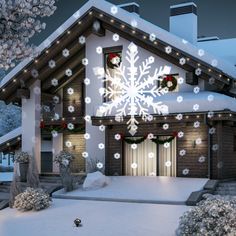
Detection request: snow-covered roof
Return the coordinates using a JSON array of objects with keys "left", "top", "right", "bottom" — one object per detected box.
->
[
  {"left": 0, "top": 127, "right": 22, "bottom": 146},
  {"left": 94, "top": 91, "right": 236, "bottom": 116},
  {"left": 1, "top": 0, "right": 236, "bottom": 89}
]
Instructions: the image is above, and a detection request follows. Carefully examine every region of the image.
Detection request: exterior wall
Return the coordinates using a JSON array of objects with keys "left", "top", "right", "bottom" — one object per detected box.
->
[
  {"left": 85, "top": 30, "right": 205, "bottom": 171},
  {"left": 63, "top": 133, "right": 85, "bottom": 173},
  {"left": 105, "top": 122, "right": 208, "bottom": 178},
  {"left": 212, "top": 122, "right": 236, "bottom": 179},
  {"left": 21, "top": 80, "right": 41, "bottom": 173}
]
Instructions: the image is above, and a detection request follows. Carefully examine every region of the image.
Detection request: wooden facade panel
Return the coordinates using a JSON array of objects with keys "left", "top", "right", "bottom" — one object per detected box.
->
[
  {"left": 63, "top": 133, "right": 85, "bottom": 173},
  {"left": 105, "top": 123, "right": 208, "bottom": 178}
]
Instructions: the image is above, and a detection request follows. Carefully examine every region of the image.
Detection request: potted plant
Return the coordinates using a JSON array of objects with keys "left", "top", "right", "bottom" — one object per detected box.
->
[
  {"left": 15, "top": 152, "right": 30, "bottom": 182},
  {"left": 54, "top": 151, "right": 75, "bottom": 192}
]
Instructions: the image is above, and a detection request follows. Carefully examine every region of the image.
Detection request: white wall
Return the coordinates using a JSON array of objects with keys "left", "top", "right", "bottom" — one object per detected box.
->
[{"left": 85, "top": 30, "right": 199, "bottom": 169}]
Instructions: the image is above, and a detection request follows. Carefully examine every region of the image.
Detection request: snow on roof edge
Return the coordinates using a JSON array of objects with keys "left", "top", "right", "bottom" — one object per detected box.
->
[
  {"left": 0, "top": 127, "right": 22, "bottom": 145},
  {"left": 1, "top": 0, "right": 236, "bottom": 89}
]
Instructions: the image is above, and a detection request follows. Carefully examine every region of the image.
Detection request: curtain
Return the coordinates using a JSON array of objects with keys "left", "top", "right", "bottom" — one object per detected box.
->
[
  {"left": 158, "top": 136, "right": 176, "bottom": 177},
  {"left": 124, "top": 138, "right": 157, "bottom": 176}
]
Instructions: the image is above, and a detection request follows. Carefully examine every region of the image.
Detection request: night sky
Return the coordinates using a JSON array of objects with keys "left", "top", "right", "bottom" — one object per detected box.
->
[{"left": 32, "top": 0, "right": 236, "bottom": 45}]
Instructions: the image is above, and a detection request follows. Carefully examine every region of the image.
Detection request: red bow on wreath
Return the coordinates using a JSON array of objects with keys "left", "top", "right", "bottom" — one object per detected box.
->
[
  {"left": 164, "top": 75, "right": 173, "bottom": 81},
  {"left": 61, "top": 122, "right": 67, "bottom": 129}
]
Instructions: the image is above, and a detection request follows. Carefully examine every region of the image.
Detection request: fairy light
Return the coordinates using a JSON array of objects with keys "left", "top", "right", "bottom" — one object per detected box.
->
[
  {"left": 196, "top": 115, "right": 200, "bottom": 118},
  {"left": 78, "top": 21, "right": 82, "bottom": 25},
  {"left": 219, "top": 74, "right": 222, "bottom": 78},
  {"left": 186, "top": 58, "right": 190, "bottom": 61},
  {"left": 121, "top": 24, "right": 125, "bottom": 28},
  {"left": 176, "top": 52, "right": 179, "bottom": 56},
  {"left": 99, "top": 14, "right": 103, "bottom": 17},
  {"left": 35, "top": 60, "right": 38, "bottom": 63},
  {"left": 186, "top": 115, "right": 189, "bottom": 119},
  {"left": 67, "top": 31, "right": 71, "bottom": 34},
  {"left": 89, "top": 11, "right": 93, "bottom": 15},
  {"left": 56, "top": 40, "right": 60, "bottom": 44},
  {"left": 197, "top": 63, "right": 201, "bottom": 67},
  {"left": 46, "top": 50, "right": 49, "bottom": 54},
  {"left": 229, "top": 114, "right": 232, "bottom": 117},
  {"left": 13, "top": 79, "right": 16, "bottom": 82},
  {"left": 24, "top": 69, "right": 27, "bottom": 73},
  {"left": 132, "top": 30, "right": 136, "bottom": 34},
  {"left": 154, "top": 41, "right": 158, "bottom": 45},
  {"left": 218, "top": 114, "right": 221, "bottom": 117},
  {"left": 110, "top": 19, "right": 114, "bottom": 23},
  {"left": 72, "top": 117, "right": 76, "bottom": 120},
  {"left": 143, "top": 35, "right": 147, "bottom": 39},
  {"left": 208, "top": 68, "right": 212, "bottom": 72},
  {"left": 2, "top": 88, "right": 5, "bottom": 92}
]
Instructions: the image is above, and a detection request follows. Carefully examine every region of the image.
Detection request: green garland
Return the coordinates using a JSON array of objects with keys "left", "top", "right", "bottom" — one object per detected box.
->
[
  {"left": 122, "top": 134, "right": 176, "bottom": 145},
  {"left": 42, "top": 126, "right": 85, "bottom": 133}
]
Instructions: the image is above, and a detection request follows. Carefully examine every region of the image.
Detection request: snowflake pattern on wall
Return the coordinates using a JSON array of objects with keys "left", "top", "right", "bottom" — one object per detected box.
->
[{"left": 94, "top": 42, "right": 170, "bottom": 135}]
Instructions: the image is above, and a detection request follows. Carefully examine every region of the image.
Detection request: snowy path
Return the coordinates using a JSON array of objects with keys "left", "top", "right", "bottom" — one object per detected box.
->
[
  {"left": 0, "top": 199, "right": 189, "bottom": 236},
  {"left": 53, "top": 176, "right": 208, "bottom": 204}
]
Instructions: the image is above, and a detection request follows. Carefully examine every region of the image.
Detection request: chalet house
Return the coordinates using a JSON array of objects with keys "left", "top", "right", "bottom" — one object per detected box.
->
[{"left": 0, "top": 0, "right": 236, "bottom": 179}]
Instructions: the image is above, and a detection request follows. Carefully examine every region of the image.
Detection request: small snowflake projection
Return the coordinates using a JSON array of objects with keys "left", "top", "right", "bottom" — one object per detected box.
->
[
  {"left": 131, "top": 163, "right": 138, "bottom": 169},
  {"left": 198, "top": 49, "right": 205, "bottom": 57},
  {"left": 54, "top": 113, "right": 60, "bottom": 120},
  {"left": 209, "top": 127, "right": 216, "bottom": 135},
  {"left": 163, "top": 123, "right": 169, "bottom": 130},
  {"left": 67, "top": 88, "right": 74, "bottom": 95},
  {"left": 65, "top": 141, "right": 72, "bottom": 148},
  {"left": 193, "top": 104, "right": 199, "bottom": 111},
  {"left": 164, "top": 142, "right": 170, "bottom": 148},
  {"left": 198, "top": 156, "right": 206, "bottom": 163},
  {"left": 217, "top": 161, "right": 223, "bottom": 169},
  {"left": 212, "top": 144, "right": 219, "bottom": 151},
  {"left": 33, "top": 86, "right": 41, "bottom": 95},
  {"left": 82, "top": 58, "right": 89, "bottom": 66},
  {"left": 85, "top": 97, "right": 91, "bottom": 104},
  {"left": 62, "top": 49, "right": 70, "bottom": 57},
  {"left": 51, "top": 78, "right": 58, "bottom": 86},
  {"left": 65, "top": 69, "right": 72, "bottom": 77},
  {"left": 176, "top": 113, "right": 183, "bottom": 120},
  {"left": 98, "top": 143, "right": 105, "bottom": 149},
  {"left": 114, "top": 153, "right": 120, "bottom": 159},
  {"left": 194, "top": 121, "right": 200, "bottom": 128},
  {"left": 79, "top": 36, "right": 86, "bottom": 44},
  {"left": 84, "top": 78, "right": 90, "bottom": 85},
  {"left": 193, "top": 86, "right": 200, "bottom": 94},
  {"left": 82, "top": 152, "right": 89, "bottom": 158},
  {"left": 53, "top": 95, "right": 59, "bottom": 104},
  {"left": 149, "top": 33, "right": 156, "bottom": 42},
  {"left": 96, "top": 47, "right": 102, "bottom": 54},
  {"left": 48, "top": 60, "right": 56, "bottom": 68},
  {"left": 195, "top": 68, "right": 201, "bottom": 76},
  {"left": 178, "top": 77, "right": 184, "bottom": 84},
  {"left": 84, "top": 133, "right": 90, "bottom": 140},
  {"left": 84, "top": 115, "right": 91, "bottom": 122},
  {"left": 31, "top": 69, "right": 39, "bottom": 78},
  {"left": 177, "top": 96, "right": 183, "bottom": 103},
  {"left": 68, "top": 105, "right": 75, "bottom": 113},
  {"left": 131, "top": 19, "right": 138, "bottom": 28},
  {"left": 148, "top": 152, "right": 154, "bottom": 158},
  {"left": 178, "top": 131, "right": 184, "bottom": 138},
  {"left": 110, "top": 5, "right": 118, "bottom": 15},
  {"left": 114, "top": 134, "right": 121, "bottom": 140},
  {"left": 182, "top": 168, "right": 189, "bottom": 175},
  {"left": 113, "top": 33, "right": 119, "bottom": 42},
  {"left": 208, "top": 111, "right": 214, "bottom": 118},
  {"left": 207, "top": 94, "right": 214, "bottom": 102},
  {"left": 179, "top": 149, "right": 186, "bottom": 156},
  {"left": 147, "top": 133, "right": 154, "bottom": 139},
  {"left": 67, "top": 123, "right": 74, "bottom": 130},
  {"left": 131, "top": 143, "right": 137, "bottom": 149},
  {"left": 165, "top": 46, "right": 172, "bottom": 54},
  {"left": 165, "top": 161, "right": 171, "bottom": 167},
  {"left": 99, "top": 125, "right": 105, "bottom": 132},
  {"left": 94, "top": 42, "right": 169, "bottom": 135},
  {"left": 179, "top": 58, "right": 186, "bottom": 65},
  {"left": 195, "top": 138, "right": 202, "bottom": 145},
  {"left": 51, "top": 130, "right": 58, "bottom": 138},
  {"left": 97, "top": 162, "right": 103, "bottom": 169},
  {"left": 209, "top": 77, "right": 215, "bottom": 85}
]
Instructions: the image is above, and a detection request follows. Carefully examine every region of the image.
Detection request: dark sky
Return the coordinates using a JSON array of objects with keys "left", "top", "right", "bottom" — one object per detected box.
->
[{"left": 32, "top": 0, "right": 236, "bottom": 45}]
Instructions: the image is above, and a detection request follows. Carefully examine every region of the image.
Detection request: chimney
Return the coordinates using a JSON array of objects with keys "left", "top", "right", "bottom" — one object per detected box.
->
[
  {"left": 170, "top": 2, "right": 197, "bottom": 44},
  {"left": 119, "top": 2, "right": 140, "bottom": 16}
]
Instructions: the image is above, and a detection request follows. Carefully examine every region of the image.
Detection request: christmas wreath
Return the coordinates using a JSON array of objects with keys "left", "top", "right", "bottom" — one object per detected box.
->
[
  {"left": 107, "top": 53, "right": 121, "bottom": 69},
  {"left": 161, "top": 75, "right": 177, "bottom": 91}
]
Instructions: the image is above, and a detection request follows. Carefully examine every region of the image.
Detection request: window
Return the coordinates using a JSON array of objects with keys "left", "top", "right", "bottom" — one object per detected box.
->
[{"left": 103, "top": 46, "right": 123, "bottom": 102}]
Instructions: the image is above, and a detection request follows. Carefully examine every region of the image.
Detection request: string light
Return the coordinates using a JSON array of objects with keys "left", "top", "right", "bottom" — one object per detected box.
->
[
  {"left": 67, "top": 31, "right": 71, "bottom": 34},
  {"left": 13, "top": 79, "right": 16, "bottom": 82},
  {"left": 78, "top": 21, "right": 82, "bottom": 25},
  {"left": 56, "top": 40, "right": 60, "bottom": 44},
  {"left": 121, "top": 24, "right": 125, "bottom": 28},
  {"left": 99, "top": 14, "right": 103, "bottom": 17},
  {"left": 24, "top": 69, "right": 27, "bottom": 73},
  {"left": 208, "top": 68, "right": 212, "bottom": 72},
  {"left": 132, "top": 30, "right": 136, "bottom": 34},
  {"left": 110, "top": 19, "right": 114, "bottom": 23},
  {"left": 197, "top": 63, "right": 201, "bottom": 67},
  {"left": 46, "top": 50, "right": 49, "bottom": 54},
  {"left": 89, "top": 11, "right": 93, "bottom": 15}
]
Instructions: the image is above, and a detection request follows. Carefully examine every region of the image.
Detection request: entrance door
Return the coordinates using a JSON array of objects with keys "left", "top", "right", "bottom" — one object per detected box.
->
[
  {"left": 41, "top": 152, "right": 53, "bottom": 173},
  {"left": 158, "top": 136, "right": 176, "bottom": 177},
  {"left": 124, "top": 138, "right": 157, "bottom": 176}
]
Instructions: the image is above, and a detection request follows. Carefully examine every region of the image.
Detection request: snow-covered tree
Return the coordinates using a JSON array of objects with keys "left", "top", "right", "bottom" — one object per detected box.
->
[
  {"left": 0, "top": 0, "right": 57, "bottom": 70},
  {"left": 0, "top": 101, "right": 21, "bottom": 136}
]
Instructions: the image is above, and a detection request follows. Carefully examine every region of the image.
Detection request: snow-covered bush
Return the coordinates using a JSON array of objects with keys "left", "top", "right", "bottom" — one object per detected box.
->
[
  {"left": 13, "top": 187, "right": 51, "bottom": 211},
  {"left": 176, "top": 194, "right": 236, "bottom": 236},
  {"left": 0, "top": 0, "right": 57, "bottom": 70},
  {"left": 54, "top": 151, "right": 75, "bottom": 166},
  {"left": 15, "top": 151, "right": 30, "bottom": 163}
]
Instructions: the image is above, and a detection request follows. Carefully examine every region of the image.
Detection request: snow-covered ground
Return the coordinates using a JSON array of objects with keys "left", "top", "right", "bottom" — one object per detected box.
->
[
  {"left": 0, "top": 199, "right": 189, "bottom": 236},
  {"left": 0, "top": 172, "right": 13, "bottom": 182},
  {"left": 53, "top": 176, "right": 208, "bottom": 204}
]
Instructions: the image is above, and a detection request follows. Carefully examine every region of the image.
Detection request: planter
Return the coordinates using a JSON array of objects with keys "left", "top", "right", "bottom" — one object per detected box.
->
[
  {"left": 19, "top": 162, "right": 29, "bottom": 182},
  {"left": 60, "top": 165, "right": 74, "bottom": 192}
]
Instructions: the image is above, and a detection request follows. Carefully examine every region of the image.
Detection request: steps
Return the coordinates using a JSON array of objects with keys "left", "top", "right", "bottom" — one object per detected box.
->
[{"left": 214, "top": 181, "right": 236, "bottom": 196}]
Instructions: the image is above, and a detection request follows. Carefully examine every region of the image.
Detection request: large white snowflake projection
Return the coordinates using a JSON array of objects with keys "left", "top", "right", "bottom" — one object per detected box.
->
[{"left": 94, "top": 42, "right": 170, "bottom": 135}]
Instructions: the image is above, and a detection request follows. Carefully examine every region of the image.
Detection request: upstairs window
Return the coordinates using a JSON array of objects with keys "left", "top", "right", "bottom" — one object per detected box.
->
[{"left": 103, "top": 46, "right": 122, "bottom": 102}]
